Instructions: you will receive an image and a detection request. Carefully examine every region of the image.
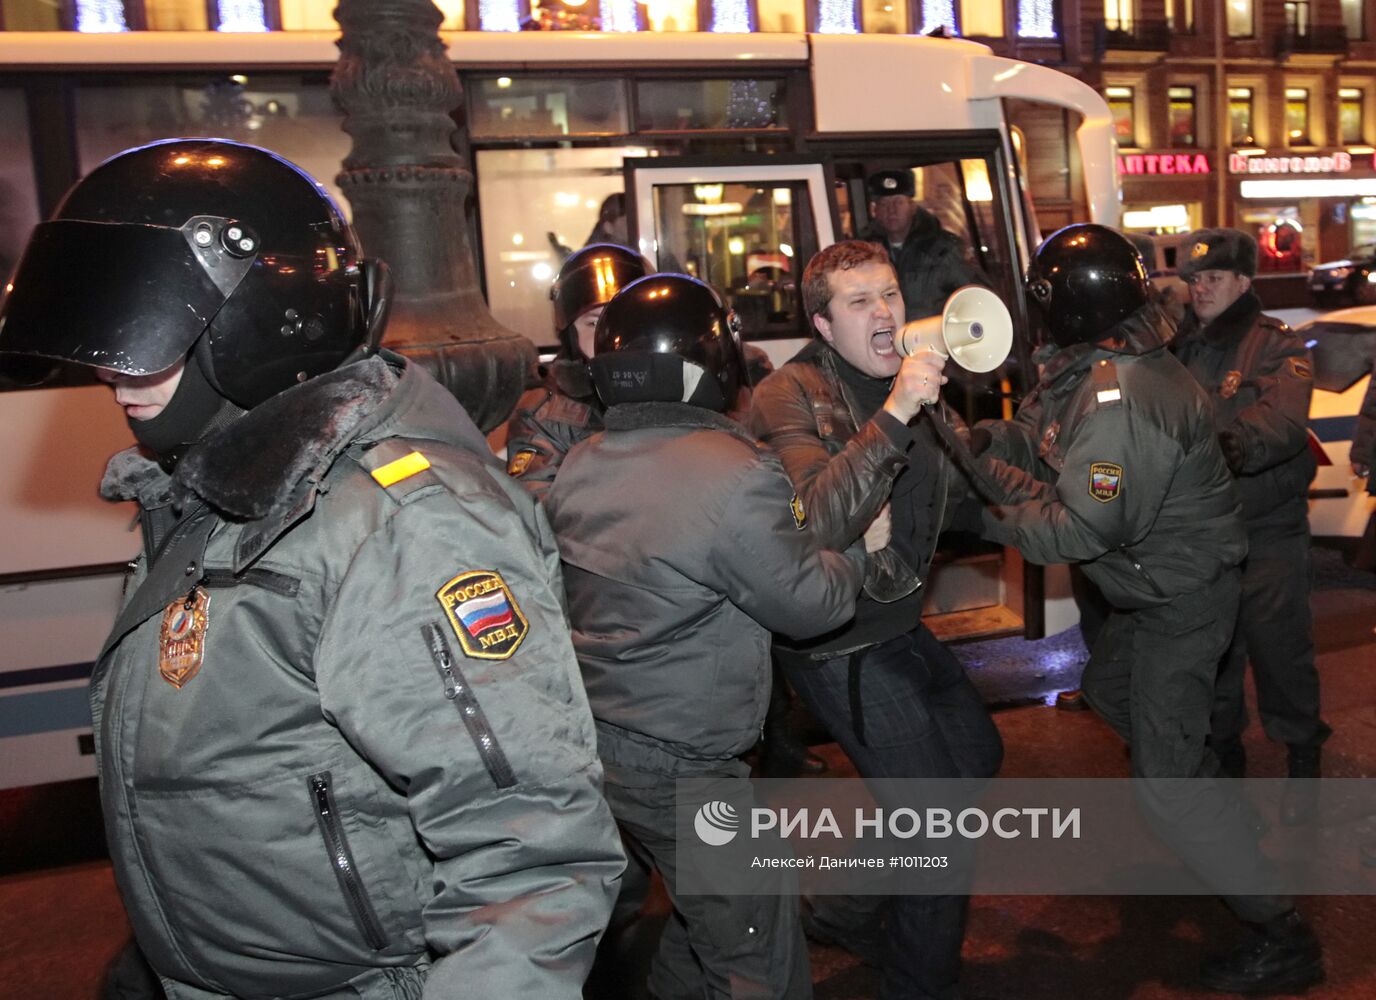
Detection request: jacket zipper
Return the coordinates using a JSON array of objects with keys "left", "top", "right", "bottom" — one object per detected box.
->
[
  {"left": 422, "top": 623, "right": 518, "bottom": 789},
  {"left": 1117, "top": 543, "right": 1168, "bottom": 599},
  {"left": 308, "top": 771, "right": 389, "bottom": 951}
]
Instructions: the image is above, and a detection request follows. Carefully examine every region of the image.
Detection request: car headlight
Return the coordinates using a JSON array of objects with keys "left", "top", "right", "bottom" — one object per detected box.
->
[{"left": 1327, "top": 267, "right": 1353, "bottom": 280}]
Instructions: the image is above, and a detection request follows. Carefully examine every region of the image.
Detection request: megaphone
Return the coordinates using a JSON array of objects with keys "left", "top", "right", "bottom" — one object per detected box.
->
[{"left": 895, "top": 285, "right": 1012, "bottom": 374}]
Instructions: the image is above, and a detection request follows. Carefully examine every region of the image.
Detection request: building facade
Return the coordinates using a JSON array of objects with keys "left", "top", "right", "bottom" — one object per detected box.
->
[{"left": 1078, "top": 0, "right": 1376, "bottom": 278}]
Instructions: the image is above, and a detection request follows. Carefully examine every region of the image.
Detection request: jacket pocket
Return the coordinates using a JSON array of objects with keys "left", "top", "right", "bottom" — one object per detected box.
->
[
  {"left": 308, "top": 770, "right": 390, "bottom": 951},
  {"left": 421, "top": 623, "right": 518, "bottom": 789}
]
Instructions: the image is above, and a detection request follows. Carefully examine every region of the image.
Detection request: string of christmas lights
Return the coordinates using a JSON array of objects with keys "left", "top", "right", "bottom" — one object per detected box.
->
[
  {"left": 480, "top": 0, "right": 522, "bottom": 32},
  {"left": 712, "top": 0, "right": 752, "bottom": 33},
  {"left": 74, "top": 0, "right": 127, "bottom": 32},
  {"left": 216, "top": 0, "right": 269, "bottom": 31},
  {"left": 816, "top": 0, "right": 858, "bottom": 34},
  {"left": 600, "top": 0, "right": 640, "bottom": 32},
  {"left": 1017, "top": 0, "right": 1057, "bottom": 37},
  {"left": 919, "top": 0, "right": 956, "bottom": 34}
]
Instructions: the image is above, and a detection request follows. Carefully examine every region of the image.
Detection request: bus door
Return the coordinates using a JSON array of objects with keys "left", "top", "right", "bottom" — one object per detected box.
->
[
  {"left": 623, "top": 157, "right": 833, "bottom": 370},
  {"left": 626, "top": 151, "right": 1037, "bottom": 643}
]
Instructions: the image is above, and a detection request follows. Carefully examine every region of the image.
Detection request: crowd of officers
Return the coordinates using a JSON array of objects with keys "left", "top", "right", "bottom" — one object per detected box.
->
[{"left": 0, "top": 140, "right": 1332, "bottom": 1000}]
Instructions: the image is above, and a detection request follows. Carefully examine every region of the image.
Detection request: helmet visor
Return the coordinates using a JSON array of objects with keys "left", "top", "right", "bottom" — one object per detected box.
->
[{"left": 0, "top": 219, "right": 244, "bottom": 377}]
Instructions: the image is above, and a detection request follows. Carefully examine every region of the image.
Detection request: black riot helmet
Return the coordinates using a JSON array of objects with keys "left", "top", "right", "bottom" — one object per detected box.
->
[
  {"left": 590, "top": 274, "right": 746, "bottom": 412},
  {"left": 1024, "top": 224, "right": 1150, "bottom": 348},
  {"left": 550, "top": 243, "right": 650, "bottom": 358},
  {"left": 0, "top": 138, "right": 384, "bottom": 409}
]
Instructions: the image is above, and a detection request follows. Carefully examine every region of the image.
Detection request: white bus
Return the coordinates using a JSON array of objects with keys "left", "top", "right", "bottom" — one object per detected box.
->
[{"left": 0, "top": 29, "right": 1119, "bottom": 789}]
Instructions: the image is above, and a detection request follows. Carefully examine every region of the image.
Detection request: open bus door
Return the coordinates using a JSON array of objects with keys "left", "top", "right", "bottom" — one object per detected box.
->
[{"left": 625, "top": 152, "right": 1038, "bottom": 644}]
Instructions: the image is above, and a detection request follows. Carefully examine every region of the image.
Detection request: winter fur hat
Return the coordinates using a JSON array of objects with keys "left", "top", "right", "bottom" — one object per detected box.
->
[
  {"left": 866, "top": 169, "right": 917, "bottom": 200},
  {"left": 1178, "top": 228, "right": 1258, "bottom": 280}
]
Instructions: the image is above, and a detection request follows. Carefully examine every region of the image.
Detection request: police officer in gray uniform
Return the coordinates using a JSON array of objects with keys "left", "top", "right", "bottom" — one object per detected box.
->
[
  {"left": 505, "top": 243, "right": 649, "bottom": 499},
  {"left": 0, "top": 139, "right": 623, "bottom": 1000},
  {"left": 1171, "top": 228, "right": 1330, "bottom": 821},
  {"left": 547, "top": 274, "right": 867, "bottom": 999},
  {"left": 965, "top": 224, "right": 1323, "bottom": 996}
]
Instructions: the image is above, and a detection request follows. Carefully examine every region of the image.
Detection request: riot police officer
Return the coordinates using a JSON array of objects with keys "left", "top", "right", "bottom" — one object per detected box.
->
[
  {"left": 504, "top": 242, "right": 649, "bottom": 497},
  {"left": 0, "top": 139, "right": 622, "bottom": 1000},
  {"left": 965, "top": 224, "right": 1323, "bottom": 996},
  {"left": 546, "top": 274, "right": 867, "bottom": 999},
  {"left": 1171, "top": 228, "right": 1330, "bottom": 822}
]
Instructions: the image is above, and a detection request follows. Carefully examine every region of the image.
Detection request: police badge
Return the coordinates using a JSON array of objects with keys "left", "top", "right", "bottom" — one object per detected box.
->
[
  {"left": 159, "top": 587, "right": 211, "bottom": 688},
  {"left": 1088, "top": 462, "right": 1124, "bottom": 503},
  {"left": 1219, "top": 370, "right": 1243, "bottom": 400},
  {"left": 437, "top": 570, "right": 530, "bottom": 660}
]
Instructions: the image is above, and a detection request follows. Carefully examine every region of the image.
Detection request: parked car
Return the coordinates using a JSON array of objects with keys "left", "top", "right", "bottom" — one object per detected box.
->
[
  {"left": 1308, "top": 245, "right": 1376, "bottom": 306},
  {"left": 1295, "top": 305, "right": 1376, "bottom": 537}
]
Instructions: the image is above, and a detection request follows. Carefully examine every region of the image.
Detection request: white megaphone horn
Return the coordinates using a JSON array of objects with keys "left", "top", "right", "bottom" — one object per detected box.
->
[{"left": 895, "top": 285, "right": 1012, "bottom": 374}]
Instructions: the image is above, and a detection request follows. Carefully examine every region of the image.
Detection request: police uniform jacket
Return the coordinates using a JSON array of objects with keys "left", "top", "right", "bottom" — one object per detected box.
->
[
  {"left": 861, "top": 208, "right": 984, "bottom": 319},
  {"left": 504, "top": 359, "right": 602, "bottom": 500},
  {"left": 546, "top": 401, "right": 864, "bottom": 762},
  {"left": 93, "top": 352, "right": 623, "bottom": 1000},
  {"left": 1172, "top": 290, "right": 1317, "bottom": 535},
  {"left": 974, "top": 305, "right": 1248, "bottom": 609}
]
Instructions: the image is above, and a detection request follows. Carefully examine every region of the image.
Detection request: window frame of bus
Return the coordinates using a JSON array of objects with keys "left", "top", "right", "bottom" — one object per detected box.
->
[{"left": 623, "top": 155, "right": 834, "bottom": 341}]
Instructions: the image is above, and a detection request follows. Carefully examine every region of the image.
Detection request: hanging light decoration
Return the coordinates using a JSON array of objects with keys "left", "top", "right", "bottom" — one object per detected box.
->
[
  {"left": 919, "top": 0, "right": 956, "bottom": 34},
  {"left": 1017, "top": 0, "right": 1057, "bottom": 38},
  {"left": 816, "top": 0, "right": 858, "bottom": 34},
  {"left": 480, "top": 0, "right": 522, "bottom": 31},
  {"left": 216, "top": 0, "right": 269, "bottom": 31},
  {"left": 74, "top": 0, "right": 127, "bottom": 32},
  {"left": 711, "top": 0, "right": 752, "bottom": 32},
  {"left": 600, "top": 0, "right": 640, "bottom": 32}
]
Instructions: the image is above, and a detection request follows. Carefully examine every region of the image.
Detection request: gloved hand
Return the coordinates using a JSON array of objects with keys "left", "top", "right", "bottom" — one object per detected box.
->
[{"left": 1219, "top": 429, "right": 1246, "bottom": 475}]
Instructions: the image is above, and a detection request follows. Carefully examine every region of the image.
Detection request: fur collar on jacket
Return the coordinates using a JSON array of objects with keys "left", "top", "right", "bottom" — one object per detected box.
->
[
  {"left": 1176, "top": 289, "right": 1264, "bottom": 349},
  {"left": 101, "top": 355, "right": 398, "bottom": 526}
]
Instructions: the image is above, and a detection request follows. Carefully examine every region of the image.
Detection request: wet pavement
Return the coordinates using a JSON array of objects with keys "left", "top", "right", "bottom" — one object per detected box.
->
[{"left": 1, "top": 544, "right": 1372, "bottom": 999}]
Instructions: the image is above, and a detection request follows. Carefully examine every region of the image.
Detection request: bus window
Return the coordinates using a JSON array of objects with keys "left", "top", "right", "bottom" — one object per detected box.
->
[
  {"left": 72, "top": 76, "right": 351, "bottom": 213},
  {"left": 468, "top": 77, "right": 629, "bottom": 140},
  {"left": 635, "top": 79, "right": 789, "bottom": 132},
  {"left": 475, "top": 145, "right": 653, "bottom": 346},
  {"left": 648, "top": 180, "right": 816, "bottom": 338}
]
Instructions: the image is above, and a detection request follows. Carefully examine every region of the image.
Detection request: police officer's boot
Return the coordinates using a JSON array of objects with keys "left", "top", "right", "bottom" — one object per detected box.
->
[
  {"left": 1281, "top": 745, "right": 1321, "bottom": 826},
  {"left": 1200, "top": 909, "right": 1323, "bottom": 995},
  {"left": 1209, "top": 735, "right": 1247, "bottom": 779},
  {"left": 759, "top": 722, "right": 827, "bottom": 778}
]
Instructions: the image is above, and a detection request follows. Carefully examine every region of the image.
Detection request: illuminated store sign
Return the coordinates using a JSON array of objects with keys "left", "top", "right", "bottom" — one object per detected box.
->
[
  {"left": 1118, "top": 153, "right": 1212, "bottom": 176},
  {"left": 1229, "top": 152, "right": 1352, "bottom": 174}
]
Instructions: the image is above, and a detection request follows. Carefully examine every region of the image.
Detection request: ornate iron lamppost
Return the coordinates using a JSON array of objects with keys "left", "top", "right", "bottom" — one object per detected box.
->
[{"left": 332, "top": 0, "right": 533, "bottom": 432}]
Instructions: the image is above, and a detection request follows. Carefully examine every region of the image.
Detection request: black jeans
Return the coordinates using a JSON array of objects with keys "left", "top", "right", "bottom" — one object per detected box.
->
[{"left": 780, "top": 624, "right": 1003, "bottom": 1000}]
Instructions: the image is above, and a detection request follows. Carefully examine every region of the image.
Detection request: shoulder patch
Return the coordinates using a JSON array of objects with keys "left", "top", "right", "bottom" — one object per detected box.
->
[
  {"left": 507, "top": 449, "right": 537, "bottom": 477},
  {"left": 790, "top": 494, "right": 807, "bottom": 530},
  {"left": 437, "top": 571, "right": 529, "bottom": 661},
  {"left": 1089, "top": 462, "right": 1123, "bottom": 503}
]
